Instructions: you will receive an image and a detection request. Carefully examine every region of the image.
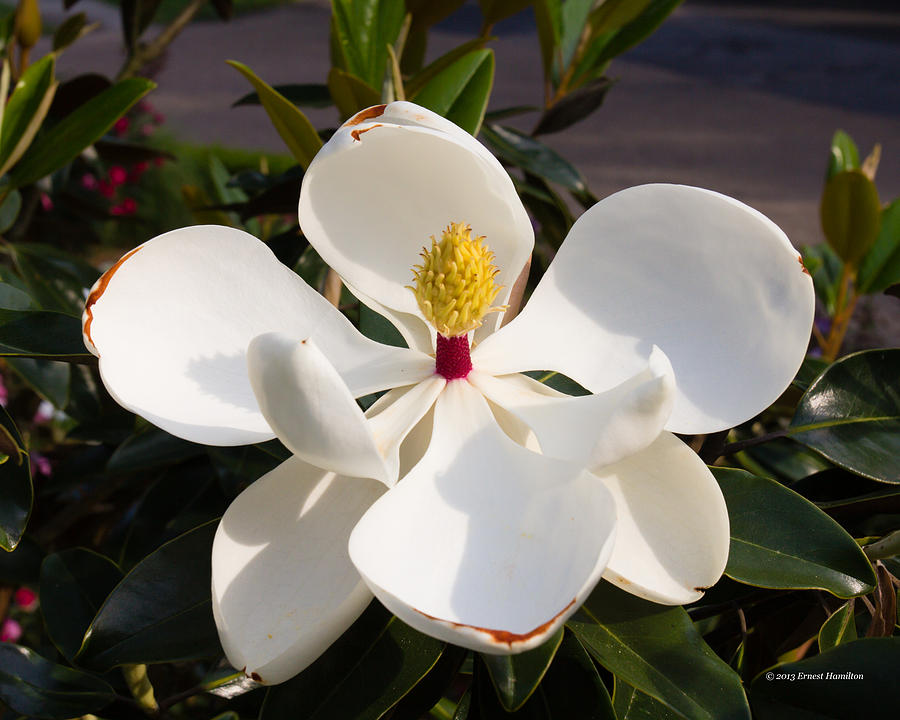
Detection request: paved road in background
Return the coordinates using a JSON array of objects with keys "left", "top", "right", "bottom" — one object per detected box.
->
[{"left": 40, "top": 0, "right": 900, "bottom": 252}]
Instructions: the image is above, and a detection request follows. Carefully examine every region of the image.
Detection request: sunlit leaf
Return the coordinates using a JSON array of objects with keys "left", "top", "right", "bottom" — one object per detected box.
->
[
  {"left": 481, "top": 628, "right": 562, "bottom": 711},
  {"left": 857, "top": 198, "right": 900, "bottom": 295},
  {"left": 820, "top": 169, "right": 881, "bottom": 266},
  {"left": 412, "top": 49, "right": 494, "bottom": 135}
]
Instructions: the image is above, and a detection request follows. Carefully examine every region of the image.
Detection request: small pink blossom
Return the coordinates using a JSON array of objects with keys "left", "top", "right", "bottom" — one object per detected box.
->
[
  {"left": 39, "top": 193, "right": 53, "bottom": 211},
  {"left": 33, "top": 400, "right": 53, "bottom": 424},
  {"left": 113, "top": 117, "right": 130, "bottom": 136},
  {"left": 111, "top": 197, "right": 137, "bottom": 217},
  {"left": 98, "top": 180, "right": 116, "bottom": 199},
  {"left": 152, "top": 112, "right": 165, "bottom": 125},
  {"left": 30, "top": 452, "right": 52, "bottom": 478},
  {"left": 108, "top": 166, "right": 128, "bottom": 187},
  {"left": 1, "top": 618, "right": 22, "bottom": 643},
  {"left": 0, "top": 374, "right": 7, "bottom": 407},
  {"left": 13, "top": 587, "right": 37, "bottom": 611},
  {"left": 141, "top": 124, "right": 155, "bottom": 137},
  {"left": 129, "top": 161, "right": 149, "bottom": 182},
  {"left": 81, "top": 173, "right": 98, "bottom": 190}
]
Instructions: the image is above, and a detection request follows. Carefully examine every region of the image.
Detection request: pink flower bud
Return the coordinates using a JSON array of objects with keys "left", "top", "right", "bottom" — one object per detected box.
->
[
  {"left": 81, "top": 173, "right": 98, "bottom": 190},
  {"left": 98, "top": 180, "right": 115, "bottom": 199},
  {"left": 39, "top": 193, "right": 53, "bottom": 212},
  {"left": 1, "top": 618, "right": 22, "bottom": 643},
  {"left": 13, "top": 587, "right": 37, "bottom": 611},
  {"left": 113, "top": 117, "right": 130, "bottom": 136},
  {"left": 108, "top": 166, "right": 128, "bottom": 187}
]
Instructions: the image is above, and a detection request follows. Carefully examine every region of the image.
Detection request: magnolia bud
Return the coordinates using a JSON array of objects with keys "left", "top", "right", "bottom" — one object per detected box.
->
[{"left": 14, "top": 0, "right": 42, "bottom": 51}]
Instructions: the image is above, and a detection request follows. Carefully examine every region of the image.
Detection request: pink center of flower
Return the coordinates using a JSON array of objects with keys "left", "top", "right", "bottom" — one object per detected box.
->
[{"left": 435, "top": 334, "right": 472, "bottom": 380}]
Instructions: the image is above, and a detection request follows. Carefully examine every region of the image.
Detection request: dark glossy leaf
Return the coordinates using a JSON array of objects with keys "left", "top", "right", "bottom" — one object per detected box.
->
[
  {"left": 228, "top": 61, "right": 321, "bottom": 168},
  {"left": 481, "top": 124, "right": 588, "bottom": 194},
  {"left": 94, "top": 138, "right": 175, "bottom": 165},
  {"left": 48, "top": 73, "right": 111, "bottom": 119},
  {"left": 801, "top": 243, "right": 842, "bottom": 316},
  {"left": 479, "top": 0, "right": 532, "bottom": 27},
  {"left": 106, "top": 426, "right": 205, "bottom": 474},
  {"left": 260, "top": 602, "right": 443, "bottom": 718},
  {"left": 0, "top": 535, "right": 43, "bottom": 583},
  {"left": 0, "top": 404, "right": 31, "bottom": 551},
  {"left": 588, "top": 0, "right": 653, "bottom": 37},
  {"left": 10, "top": 77, "right": 154, "bottom": 188},
  {"left": 0, "top": 188, "right": 21, "bottom": 233},
  {"left": 713, "top": 467, "right": 876, "bottom": 597},
  {"left": 210, "top": 0, "right": 234, "bottom": 21},
  {"left": 482, "top": 629, "right": 562, "bottom": 711},
  {"left": 789, "top": 349, "right": 900, "bottom": 482},
  {"left": 52, "top": 11, "right": 89, "bottom": 52},
  {"left": 390, "top": 645, "right": 467, "bottom": 720},
  {"left": 327, "top": 67, "right": 381, "bottom": 120},
  {"left": 12, "top": 242, "right": 100, "bottom": 316},
  {"left": 791, "top": 356, "right": 829, "bottom": 392},
  {"left": 233, "top": 83, "right": 332, "bottom": 108},
  {"left": 76, "top": 520, "right": 221, "bottom": 669},
  {"left": 6, "top": 357, "right": 70, "bottom": 407},
  {"left": 0, "top": 280, "right": 33, "bottom": 310},
  {"left": 360, "top": 304, "right": 406, "bottom": 348},
  {"left": 0, "top": 55, "right": 57, "bottom": 176},
  {"left": 750, "top": 638, "right": 900, "bottom": 718},
  {"left": 0, "top": 644, "right": 115, "bottom": 719},
  {"left": 330, "top": 0, "right": 406, "bottom": 90},
  {"left": 533, "top": 77, "right": 613, "bottom": 135},
  {"left": 40, "top": 548, "right": 123, "bottom": 661},
  {"left": 569, "top": 583, "right": 750, "bottom": 720},
  {"left": 857, "top": 198, "right": 900, "bottom": 295},
  {"left": 826, "top": 129, "right": 859, "bottom": 180},
  {"left": 818, "top": 601, "right": 857, "bottom": 652},
  {"left": 406, "top": 37, "right": 490, "bottom": 97},
  {"left": 820, "top": 169, "right": 881, "bottom": 266},
  {"left": 413, "top": 49, "right": 494, "bottom": 135},
  {"left": 121, "top": 0, "right": 162, "bottom": 53},
  {"left": 739, "top": 437, "right": 831, "bottom": 483},
  {"left": 0, "top": 310, "right": 92, "bottom": 359},
  {"left": 613, "top": 682, "right": 681, "bottom": 720}
]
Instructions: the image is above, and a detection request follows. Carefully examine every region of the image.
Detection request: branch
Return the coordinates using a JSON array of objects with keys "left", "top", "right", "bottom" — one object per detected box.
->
[
  {"left": 720, "top": 428, "right": 789, "bottom": 456},
  {"left": 117, "top": 0, "right": 209, "bottom": 81}
]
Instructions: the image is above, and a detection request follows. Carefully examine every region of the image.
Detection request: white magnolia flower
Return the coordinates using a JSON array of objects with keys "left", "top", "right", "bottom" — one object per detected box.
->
[{"left": 82, "top": 102, "right": 814, "bottom": 685}]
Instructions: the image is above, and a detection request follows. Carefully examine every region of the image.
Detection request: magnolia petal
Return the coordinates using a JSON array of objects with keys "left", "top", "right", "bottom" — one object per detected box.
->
[
  {"left": 470, "top": 347, "right": 674, "bottom": 469},
  {"left": 299, "top": 101, "right": 533, "bottom": 342},
  {"left": 248, "top": 333, "right": 395, "bottom": 485},
  {"left": 367, "top": 377, "right": 446, "bottom": 483},
  {"left": 348, "top": 379, "right": 617, "bottom": 654},
  {"left": 83, "top": 226, "right": 431, "bottom": 445},
  {"left": 212, "top": 456, "right": 384, "bottom": 685},
  {"left": 472, "top": 185, "right": 815, "bottom": 434},
  {"left": 594, "top": 431, "right": 730, "bottom": 605}
]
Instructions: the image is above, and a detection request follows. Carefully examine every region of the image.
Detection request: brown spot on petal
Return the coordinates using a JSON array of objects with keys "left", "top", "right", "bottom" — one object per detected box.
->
[
  {"left": 83, "top": 246, "right": 144, "bottom": 355},
  {"left": 694, "top": 585, "right": 711, "bottom": 593},
  {"left": 351, "top": 124, "right": 382, "bottom": 142},
  {"left": 346, "top": 104, "right": 387, "bottom": 127},
  {"left": 798, "top": 255, "right": 810, "bottom": 276},
  {"left": 415, "top": 598, "right": 576, "bottom": 647},
  {"left": 250, "top": 672, "right": 262, "bottom": 682}
]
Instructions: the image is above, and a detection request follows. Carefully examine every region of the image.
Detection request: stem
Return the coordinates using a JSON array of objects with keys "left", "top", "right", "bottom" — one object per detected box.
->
[
  {"left": 864, "top": 530, "right": 900, "bottom": 561},
  {"left": 822, "top": 264, "right": 858, "bottom": 361},
  {"left": 323, "top": 268, "right": 342, "bottom": 308},
  {"left": 122, "top": 664, "right": 159, "bottom": 715},
  {"left": 116, "top": 0, "right": 208, "bottom": 81},
  {"left": 720, "top": 428, "right": 789, "bottom": 456}
]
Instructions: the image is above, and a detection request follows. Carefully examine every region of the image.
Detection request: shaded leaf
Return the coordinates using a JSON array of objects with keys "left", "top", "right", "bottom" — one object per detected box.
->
[
  {"left": 39, "top": 548, "right": 123, "bottom": 661},
  {"left": 0, "top": 404, "right": 31, "bottom": 551},
  {"left": 11, "top": 242, "right": 100, "bottom": 316},
  {"left": 533, "top": 77, "right": 613, "bottom": 135},
  {"left": 857, "top": 198, "right": 900, "bottom": 295},
  {"left": 820, "top": 169, "right": 881, "bottom": 266},
  {"left": 613, "top": 681, "right": 681, "bottom": 720},
  {"left": 0, "top": 280, "right": 32, "bottom": 311},
  {"left": 10, "top": 77, "right": 154, "bottom": 188},
  {"left": 789, "top": 349, "right": 900, "bottom": 482},
  {"left": 0, "top": 644, "right": 115, "bottom": 719},
  {"left": 713, "top": 467, "right": 876, "bottom": 597},
  {"left": 0, "top": 188, "right": 21, "bottom": 233},
  {"left": 818, "top": 601, "right": 857, "bottom": 653},
  {"left": 568, "top": 583, "right": 750, "bottom": 720},
  {"left": 750, "top": 638, "right": 900, "bottom": 719},
  {"left": 481, "top": 628, "right": 562, "bottom": 711},
  {"left": 801, "top": 243, "right": 842, "bottom": 316},
  {"left": 0, "top": 310, "right": 92, "bottom": 360},
  {"left": 413, "top": 49, "right": 494, "bottom": 135},
  {"left": 260, "top": 602, "right": 444, "bottom": 718},
  {"left": 791, "top": 356, "right": 829, "bottom": 392},
  {"left": 328, "top": 67, "right": 382, "bottom": 121},
  {"left": 6, "top": 357, "right": 70, "bottom": 407},
  {"left": 228, "top": 61, "right": 321, "bottom": 169},
  {"left": 76, "top": 520, "right": 221, "bottom": 669},
  {"left": 479, "top": 0, "right": 532, "bottom": 27},
  {"left": 233, "top": 83, "right": 332, "bottom": 109},
  {"left": 0, "top": 535, "right": 43, "bottom": 583},
  {"left": 107, "top": 426, "right": 205, "bottom": 474},
  {"left": 52, "top": 12, "right": 91, "bottom": 52}
]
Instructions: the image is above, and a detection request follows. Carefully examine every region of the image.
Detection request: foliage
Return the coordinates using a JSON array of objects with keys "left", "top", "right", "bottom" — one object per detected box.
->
[{"left": 0, "top": 1, "right": 896, "bottom": 719}]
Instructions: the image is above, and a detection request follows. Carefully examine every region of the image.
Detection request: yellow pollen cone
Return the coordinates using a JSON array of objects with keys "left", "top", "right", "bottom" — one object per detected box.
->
[{"left": 409, "top": 222, "right": 504, "bottom": 337}]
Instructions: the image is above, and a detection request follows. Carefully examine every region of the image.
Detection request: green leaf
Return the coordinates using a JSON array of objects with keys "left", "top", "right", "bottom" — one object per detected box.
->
[
  {"left": 228, "top": 60, "right": 321, "bottom": 168},
  {"left": 11, "top": 242, "right": 100, "bottom": 316},
  {"left": 481, "top": 124, "right": 589, "bottom": 195},
  {"left": 0, "top": 310, "right": 92, "bottom": 360},
  {"left": 0, "top": 644, "right": 115, "bottom": 719},
  {"left": 568, "top": 583, "right": 750, "bottom": 720},
  {"left": 6, "top": 357, "right": 70, "bottom": 407},
  {"left": 360, "top": 303, "right": 406, "bottom": 348},
  {"left": 106, "top": 426, "right": 205, "bottom": 474},
  {"left": 406, "top": 37, "right": 490, "bottom": 98},
  {"left": 789, "top": 349, "right": 900, "bottom": 483},
  {"left": 532, "top": 77, "right": 613, "bottom": 135},
  {"left": 0, "top": 188, "right": 21, "bottom": 232},
  {"left": 559, "top": 0, "right": 593, "bottom": 70},
  {"left": 750, "top": 638, "right": 900, "bottom": 719},
  {"left": 233, "top": 83, "right": 333, "bottom": 108},
  {"left": 534, "top": 0, "right": 562, "bottom": 81},
  {"left": 10, "top": 77, "right": 154, "bottom": 188},
  {"left": 712, "top": 468, "right": 876, "bottom": 597},
  {"left": 330, "top": 0, "right": 406, "bottom": 90},
  {"left": 39, "top": 548, "right": 123, "bottom": 661},
  {"left": 791, "top": 356, "right": 829, "bottom": 392},
  {"left": 613, "top": 681, "right": 682, "bottom": 720},
  {"left": 0, "top": 404, "right": 31, "bottom": 551},
  {"left": 412, "top": 49, "right": 494, "bottom": 135},
  {"left": 76, "top": 520, "right": 221, "bottom": 670},
  {"left": 800, "top": 243, "right": 843, "bottom": 315},
  {"left": 481, "top": 628, "right": 563, "bottom": 711},
  {"left": 0, "top": 535, "right": 43, "bottom": 583},
  {"left": 260, "top": 602, "right": 444, "bottom": 717},
  {"left": 121, "top": 0, "right": 163, "bottom": 53},
  {"left": 818, "top": 601, "right": 857, "bottom": 653},
  {"left": 588, "top": 0, "right": 653, "bottom": 37},
  {"left": 857, "top": 198, "right": 900, "bottom": 294},
  {"left": 0, "top": 280, "right": 33, "bottom": 310},
  {"left": 327, "top": 67, "right": 382, "bottom": 120},
  {"left": 478, "top": 0, "right": 532, "bottom": 27},
  {"left": 0, "top": 55, "right": 58, "bottom": 176},
  {"left": 826, "top": 129, "right": 859, "bottom": 180},
  {"left": 820, "top": 169, "right": 881, "bottom": 266},
  {"left": 52, "top": 11, "right": 90, "bottom": 52}
]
